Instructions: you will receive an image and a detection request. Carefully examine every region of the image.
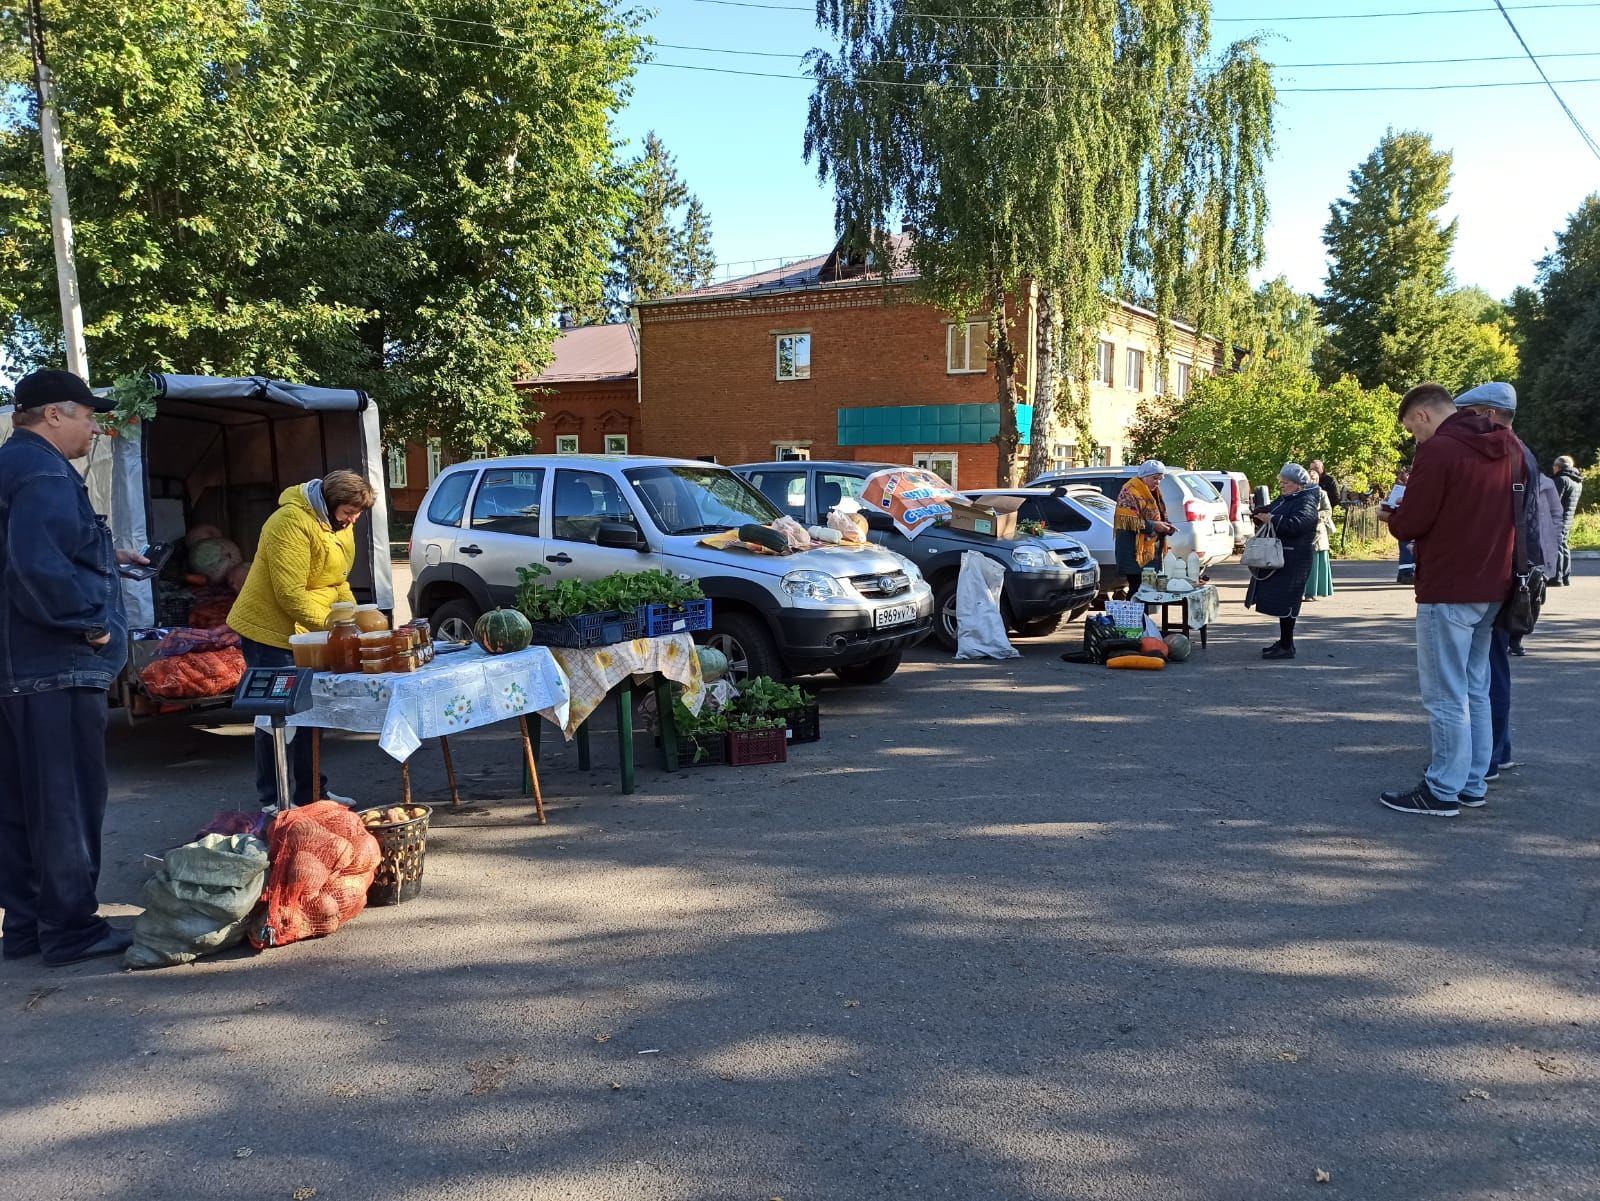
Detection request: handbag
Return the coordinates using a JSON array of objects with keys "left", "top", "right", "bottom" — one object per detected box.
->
[
  {"left": 1497, "top": 458, "right": 1545, "bottom": 636},
  {"left": 1241, "top": 516, "right": 1284, "bottom": 573}
]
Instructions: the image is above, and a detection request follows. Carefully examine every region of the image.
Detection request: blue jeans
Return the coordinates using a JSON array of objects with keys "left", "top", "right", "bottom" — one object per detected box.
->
[
  {"left": 1489, "top": 626, "right": 1512, "bottom": 772},
  {"left": 241, "top": 638, "right": 325, "bottom": 807},
  {"left": 1416, "top": 602, "right": 1501, "bottom": 802}
]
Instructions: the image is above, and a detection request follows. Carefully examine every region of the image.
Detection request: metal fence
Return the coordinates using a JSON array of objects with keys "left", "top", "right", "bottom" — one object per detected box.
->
[{"left": 1338, "top": 501, "right": 1384, "bottom": 549}]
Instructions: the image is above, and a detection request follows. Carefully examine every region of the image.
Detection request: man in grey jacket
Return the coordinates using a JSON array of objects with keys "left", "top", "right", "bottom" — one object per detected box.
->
[
  {"left": 1, "top": 371, "right": 144, "bottom": 966},
  {"left": 1551, "top": 456, "right": 1584, "bottom": 586}
]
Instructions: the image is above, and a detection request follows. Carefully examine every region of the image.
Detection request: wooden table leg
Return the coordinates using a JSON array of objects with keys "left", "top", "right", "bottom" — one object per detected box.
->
[
  {"left": 615, "top": 679, "right": 635, "bottom": 795},
  {"left": 401, "top": 759, "right": 412, "bottom": 807},
  {"left": 519, "top": 716, "right": 547, "bottom": 824},
  {"left": 439, "top": 735, "right": 462, "bottom": 810},
  {"left": 656, "top": 676, "right": 680, "bottom": 772},
  {"left": 311, "top": 728, "right": 322, "bottom": 802}
]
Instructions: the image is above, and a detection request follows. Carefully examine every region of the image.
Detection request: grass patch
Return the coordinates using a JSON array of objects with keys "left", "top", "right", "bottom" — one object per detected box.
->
[{"left": 1570, "top": 511, "right": 1600, "bottom": 551}]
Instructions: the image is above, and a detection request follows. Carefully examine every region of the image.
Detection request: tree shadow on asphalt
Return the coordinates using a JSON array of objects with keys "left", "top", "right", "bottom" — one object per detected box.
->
[{"left": 2, "top": 564, "right": 1597, "bottom": 1201}]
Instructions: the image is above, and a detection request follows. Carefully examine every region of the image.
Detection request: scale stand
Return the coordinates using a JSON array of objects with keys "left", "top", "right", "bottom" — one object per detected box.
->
[{"left": 232, "top": 666, "right": 317, "bottom": 814}]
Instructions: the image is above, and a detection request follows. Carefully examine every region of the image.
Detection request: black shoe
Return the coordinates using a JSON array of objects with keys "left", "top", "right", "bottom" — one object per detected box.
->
[
  {"left": 1262, "top": 641, "right": 1284, "bottom": 655},
  {"left": 1509, "top": 644, "right": 1527, "bottom": 657},
  {"left": 1262, "top": 644, "right": 1296, "bottom": 660},
  {"left": 1396, "top": 570, "right": 1415, "bottom": 585},
  {"left": 43, "top": 928, "right": 131, "bottom": 968},
  {"left": 2, "top": 936, "right": 41, "bottom": 961},
  {"left": 1380, "top": 781, "right": 1458, "bottom": 817},
  {"left": 1458, "top": 793, "right": 1487, "bottom": 808}
]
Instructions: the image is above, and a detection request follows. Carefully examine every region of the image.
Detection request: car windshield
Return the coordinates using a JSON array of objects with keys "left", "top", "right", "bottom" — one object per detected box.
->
[
  {"left": 1177, "top": 473, "right": 1221, "bottom": 502},
  {"left": 625, "top": 465, "right": 783, "bottom": 534},
  {"left": 1066, "top": 490, "right": 1116, "bottom": 518}
]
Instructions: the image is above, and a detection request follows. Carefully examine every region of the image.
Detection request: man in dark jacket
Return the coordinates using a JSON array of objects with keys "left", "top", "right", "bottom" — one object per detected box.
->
[
  {"left": 1551, "top": 456, "right": 1584, "bottom": 586},
  {"left": 1310, "top": 459, "right": 1341, "bottom": 510},
  {"left": 0, "top": 370, "right": 143, "bottom": 965},
  {"left": 1380, "top": 382, "right": 1518, "bottom": 818}
]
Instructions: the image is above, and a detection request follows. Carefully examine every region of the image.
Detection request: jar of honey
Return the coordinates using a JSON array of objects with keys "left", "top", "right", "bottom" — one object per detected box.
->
[
  {"left": 358, "top": 629, "right": 395, "bottom": 655},
  {"left": 354, "top": 604, "right": 389, "bottom": 634},
  {"left": 390, "top": 650, "right": 419, "bottom": 674},
  {"left": 327, "top": 612, "right": 361, "bottom": 674},
  {"left": 326, "top": 601, "right": 357, "bottom": 631},
  {"left": 360, "top": 655, "right": 391, "bottom": 675}
]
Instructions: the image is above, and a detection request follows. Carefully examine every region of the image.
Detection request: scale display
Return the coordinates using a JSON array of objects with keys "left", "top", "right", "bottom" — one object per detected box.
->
[{"left": 232, "top": 666, "right": 315, "bottom": 717}]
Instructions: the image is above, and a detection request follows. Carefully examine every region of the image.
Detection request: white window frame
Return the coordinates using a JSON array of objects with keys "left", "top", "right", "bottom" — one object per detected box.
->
[
  {"left": 603, "top": 433, "right": 629, "bottom": 455},
  {"left": 946, "top": 321, "right": 989, "bottom": 374},
  {"left": 1125, "top": 347, "right": 1145, "bottom": 392},
  {"left": 1051, "top": 442, "right": 1076, "bottom": 472},
  {"left": 1174, "top": 359, "right": 1193, "bottom": 400},
  {"left": 775, "top": 333, "right": 812, "bottom": 381},
  {"left": 386, "top": 445, "right": 408, "bottom": 490},
  {"left": 1094, "top": 340, "right": 1115, "bottom": 386},
  {"left": 426, "top": 438, "right": 443, "bottom": 483},
  {"left": 1091, "top": 445, "right": 1112, "bottom": 468},
  {"left": 912, "top": 451, "right": 958, "bottom": 489},
  {"left": 555, "top": 434, "right": 580, "bottom": 455},
  {"left": 774, "top": 442, "right": 811, "bottom": 461}
]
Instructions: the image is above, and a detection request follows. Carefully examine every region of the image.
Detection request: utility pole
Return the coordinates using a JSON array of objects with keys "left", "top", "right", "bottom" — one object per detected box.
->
[{"left": 26, "top": 0, "right": 90, "bottom": 382}]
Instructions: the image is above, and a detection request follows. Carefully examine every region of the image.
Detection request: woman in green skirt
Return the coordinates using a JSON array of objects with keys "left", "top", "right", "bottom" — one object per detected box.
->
[{"left": 1304, "top": 468, "right": 1336, "bottom": 600}]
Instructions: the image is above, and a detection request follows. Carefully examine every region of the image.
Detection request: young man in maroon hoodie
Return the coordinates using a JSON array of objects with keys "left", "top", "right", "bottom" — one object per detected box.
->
[{"left": 1380, "top": 383, "right": 1518, "bottom": 817}]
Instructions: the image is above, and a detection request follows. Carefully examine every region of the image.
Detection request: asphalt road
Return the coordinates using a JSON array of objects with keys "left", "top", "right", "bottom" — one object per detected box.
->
[{"left": 2, "top": 562, "right": 1597, "bottom": 1201}]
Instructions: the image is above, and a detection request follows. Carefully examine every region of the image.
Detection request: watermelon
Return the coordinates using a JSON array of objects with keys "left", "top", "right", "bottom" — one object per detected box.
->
[
  {"left": 474, "top": 608, "right": 533, "bottom": 655},
  {"left": 185, "top": 524, "right": 224, "bottom": 549},
  {"left": 739, "top": 524, "right": 789, "bottom": 554},
  {"left": 1165, "top": 633, "right": 1193, "bottom": 662}
]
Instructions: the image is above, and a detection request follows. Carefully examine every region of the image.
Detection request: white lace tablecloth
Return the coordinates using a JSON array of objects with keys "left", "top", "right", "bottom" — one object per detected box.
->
[
  {"left": 288, "top": 645, "right": 571, "bottom": 762},
  {"left": 1134, "top": 583, "right": 1221, "bottom": 629}
]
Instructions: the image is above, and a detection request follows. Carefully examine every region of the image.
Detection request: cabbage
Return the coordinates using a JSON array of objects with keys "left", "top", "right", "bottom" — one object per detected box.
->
[
  {"left": 184, "top": 523, "right": 224, "bottom": 549},
  {"left": 190, "top": 538, "right": 243, "bottom": 584}
]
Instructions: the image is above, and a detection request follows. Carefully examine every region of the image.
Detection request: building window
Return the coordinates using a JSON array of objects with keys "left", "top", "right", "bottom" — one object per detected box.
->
[
  {"left": 1094, "top": 340, "right": 1115, "bottom": 386},
  {"left": 774, "top": 442, "right": 810, "bottom": 461},
  {"left": 555, "top": 434, "right": 580, "bottom": 455},
  {"left": 912, "top": 451, "right": 958, "bottom": 488},
  {"left": 603, "top": 434, "right": 628, "bottom": 455},
  {"left": 426, "top": 438, "right": 443, "bottom": 483},
  {"left": 1091, "top": 446, "right": 1112, "bottom": 468},
  {"left": 946, "top": 321, "right": 989, "bottom": 374},
  {"left": 469, "top": 450, "right": 491, "bottom": 461},
  {"left": 1125, "top": 348, "right": 1145, "bottom": 392},
  {"left": 1051, "top": 443, "right": 1076, "bottom": 472},
  {"left": 1174, "top": 360, "right": 1192, "bottom": 399},
  {"left": 386, "top": 446, "right": 408, "bottom": 490},
  {"left": 776, "top": 333, "right": 811, "bottom": 381}
]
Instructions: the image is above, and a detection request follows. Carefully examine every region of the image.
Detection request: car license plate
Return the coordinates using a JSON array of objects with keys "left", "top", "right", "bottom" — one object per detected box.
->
[
  {"left": 1213, "top": 519, "right": 1228, "bottom": 532},
  {"left": 1076, "top": 571, "right": 1095, "bottom": 588},
  {"left": 874, "top": 603, "right": 918, "bottom": 629}
]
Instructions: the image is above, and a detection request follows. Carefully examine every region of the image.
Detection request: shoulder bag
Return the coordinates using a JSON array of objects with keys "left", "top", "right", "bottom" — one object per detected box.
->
[
  {"left": 1497, "top": 458, "right": 1545, "bottom": 636},
  {"left": 1241, "top": 515, "right": 1284, "bottom": 574}
]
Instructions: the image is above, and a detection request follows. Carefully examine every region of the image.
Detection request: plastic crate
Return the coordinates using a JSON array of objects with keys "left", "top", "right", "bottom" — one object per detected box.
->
[
  {"left": 784, "top": 700, "right": 820, "bottom": 744},
  {"left": 639, "top": 598, "right": 712, "bottom": 638},
  {"left": 526, "top": 609, "right": 643, "bottom": 648},
  {"left": 674, "top": 732, "right": 728, "bottom": 768},
  {"left": 727, "top": 727, "right": 788, "bottom": 767}
]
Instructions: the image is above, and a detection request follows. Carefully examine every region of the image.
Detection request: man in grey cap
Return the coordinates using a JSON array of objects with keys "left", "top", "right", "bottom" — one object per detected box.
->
[
  {"left": 0, "top": 370, "right": 145, "bottom": 965},
  {"left": 1452, "top": 382, "right": 1560, "bottom": 784}
]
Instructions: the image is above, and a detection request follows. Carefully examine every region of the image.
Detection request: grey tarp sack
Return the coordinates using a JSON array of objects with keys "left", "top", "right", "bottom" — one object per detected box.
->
[
  {"left": 954, "top": 550, "right": 1020, "bottom": 660},
  {"left": 125, "top": 833, "right": 270, "bottom": 969}
]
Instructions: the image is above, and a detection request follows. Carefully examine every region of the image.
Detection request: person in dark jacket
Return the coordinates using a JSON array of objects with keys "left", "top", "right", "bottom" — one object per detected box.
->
[
  {"left": 0, "top": 370, "right": 145, "bottom": 966},
  {"left": 1310, "top": 459, "right": 1342, "bottom": 510},
  {"left": 1245, "top": 463, "right": 1322, "bottom": 660},
  {"left": 1380, "top": 382, "right": 1518, "bottom": 818},
  {"left": 1551, "top": 456, "right": 1584, "bottom": 586}
]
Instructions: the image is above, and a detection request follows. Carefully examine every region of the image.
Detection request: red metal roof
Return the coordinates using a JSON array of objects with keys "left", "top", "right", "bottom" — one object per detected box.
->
[
  {"left": 647, "top": 233, "right": 918, "bottom": 305},
  {"left": 518, "top": 324, "right": 638, "bottom": 384}
]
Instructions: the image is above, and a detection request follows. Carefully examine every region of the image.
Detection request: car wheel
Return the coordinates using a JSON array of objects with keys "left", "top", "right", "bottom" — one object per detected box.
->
[
  {"left": 430, "top": 598, "right": 481, "bottom": 645},
  {"left": 832, "top": 652, "right": 902, "bottom": 685},
  {"left": 705, "top": 612, "right": 782, "bottom": 682},
  {"left": 931, "top": 578, "right": 960, "bottom": 652},
  {"left": 1015, "top": 614, "right": 1062, "bottom": 638}
]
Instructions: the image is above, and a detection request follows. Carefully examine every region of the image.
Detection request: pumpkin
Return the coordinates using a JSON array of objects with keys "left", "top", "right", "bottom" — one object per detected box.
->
[
  {"left": 696, "top": 646, "right": 729, "bottom": 682},
  {"left": 474, "top": 608, "right": 533, "bottom": 655},
  {"left": 1165, "top": 633, "right": 1193, "bottom": 662}
]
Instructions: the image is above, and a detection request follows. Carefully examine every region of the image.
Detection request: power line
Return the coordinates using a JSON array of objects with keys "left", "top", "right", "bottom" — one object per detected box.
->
[
  {"left": 287, "top": 6, "right": 1600, "bottom": 95},
  {"left": 679, "top": 0, "right": 1600, "bottom": 20},
  {"left": 1491, "top": 0, "right": 1600, "bottom": 161}
]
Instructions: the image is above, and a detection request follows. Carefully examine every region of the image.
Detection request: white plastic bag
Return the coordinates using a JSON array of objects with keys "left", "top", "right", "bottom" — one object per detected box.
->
[
  {"left": 954, "top": 551, "right": 1019, "bottom": 660},
  {"left": 772, "top": 515, "right": 813, "bottom": 550}
]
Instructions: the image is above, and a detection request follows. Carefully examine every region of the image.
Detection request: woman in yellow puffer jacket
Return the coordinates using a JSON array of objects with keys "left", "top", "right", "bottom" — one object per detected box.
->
[{"left": 228, "top": 469, "right": 375, "bottom": 807}]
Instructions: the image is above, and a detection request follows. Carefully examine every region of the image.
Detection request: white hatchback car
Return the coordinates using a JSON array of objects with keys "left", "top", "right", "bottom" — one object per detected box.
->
[{"left": 1025, "top": 467, "right": 1235, "bottom": 565}]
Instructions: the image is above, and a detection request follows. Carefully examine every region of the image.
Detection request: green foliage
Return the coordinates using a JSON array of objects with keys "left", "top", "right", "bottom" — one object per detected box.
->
[
  {"left": 574, "top": 132, "right": 718, "bottom": 323},
  {"left": 805, "top": 3, "right": 1275, "bottom": 484},
  {"left": 1135, "top": 363, "right": 1402, "bottom": 494},
  {"left": 1240, "top": 277, "right": 1325, "bottom": 373},
  {"left": 0, "top": 0, "right": 641, "bottom": 457},
  {"left": 729, "top": 676, "right": 811, "bottom": 721},
  {"left": 1511, "top": 194, "right": 1600, "bottom": 464},
  {"left": 514, "top": 564, "right": 703, "bottom": 622},
  {"left": 99, "top": 373, "right": 158, "bottom": 440}
]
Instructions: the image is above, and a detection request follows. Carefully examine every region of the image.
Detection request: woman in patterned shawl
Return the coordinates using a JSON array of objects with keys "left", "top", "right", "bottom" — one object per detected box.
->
[{"left": 1113, "top": 460, "right": 1177, "bottom": 597}]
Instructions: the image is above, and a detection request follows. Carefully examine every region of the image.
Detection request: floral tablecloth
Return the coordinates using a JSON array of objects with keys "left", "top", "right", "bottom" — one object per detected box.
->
[
  {"left": 288, "top": 645, "right": 571, "bottom": 762},
  {"left": 1134, "top": 583, "right": 1220, "bottom": 629},
  {"left": 550, "top": 634, "right": 705, "bottom": 738}
]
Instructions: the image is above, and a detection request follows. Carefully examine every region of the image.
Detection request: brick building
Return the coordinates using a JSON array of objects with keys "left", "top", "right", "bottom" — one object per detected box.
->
[
  {"left": 636, "top": 235, "right": 1226, "bottom": 488},
  {"left": 385, "top": 323, "right": 639, "bottom": 519}
]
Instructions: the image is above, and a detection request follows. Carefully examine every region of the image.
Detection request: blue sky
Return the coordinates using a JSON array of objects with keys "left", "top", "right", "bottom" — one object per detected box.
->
[{"left": 615, "top": 0, "right": 1600, "bottom": 301}]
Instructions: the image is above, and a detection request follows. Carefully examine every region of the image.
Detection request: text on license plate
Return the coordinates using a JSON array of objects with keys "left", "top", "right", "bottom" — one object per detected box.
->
[{"left": 874, "top": 603, "right": 918, "bottom": 629}]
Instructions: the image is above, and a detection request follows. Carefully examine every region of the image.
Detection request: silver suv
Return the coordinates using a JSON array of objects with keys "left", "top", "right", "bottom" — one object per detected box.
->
[{"left": 408, "top": 455, "right": 934, "bottom": 685}]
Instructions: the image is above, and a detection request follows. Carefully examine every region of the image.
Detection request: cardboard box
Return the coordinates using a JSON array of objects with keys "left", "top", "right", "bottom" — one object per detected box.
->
[
  {"left": 980, "top": 495, "right": 1027, "bottom": 541},
  {"left": 943, "top": 498, "right": 1006, "bottom": 538}
]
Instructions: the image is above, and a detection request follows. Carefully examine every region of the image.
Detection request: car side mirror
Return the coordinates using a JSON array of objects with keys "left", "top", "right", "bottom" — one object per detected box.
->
[
  {"left": 597, "top": 521, "right": 649, "bottom": 552},
  {"left": 862, "top": 509, "right": 894, "bottom": 532}
]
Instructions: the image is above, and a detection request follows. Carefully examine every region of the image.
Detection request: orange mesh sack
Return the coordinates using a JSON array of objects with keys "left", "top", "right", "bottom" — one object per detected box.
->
[{"left": 249, "top": 802, "right": 382, "bottom": 948}]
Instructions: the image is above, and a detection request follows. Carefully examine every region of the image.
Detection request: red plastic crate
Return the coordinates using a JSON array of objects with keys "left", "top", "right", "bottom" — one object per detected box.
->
[{"left": 726, "top": 728, "right": 787, "bottom": 767}]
